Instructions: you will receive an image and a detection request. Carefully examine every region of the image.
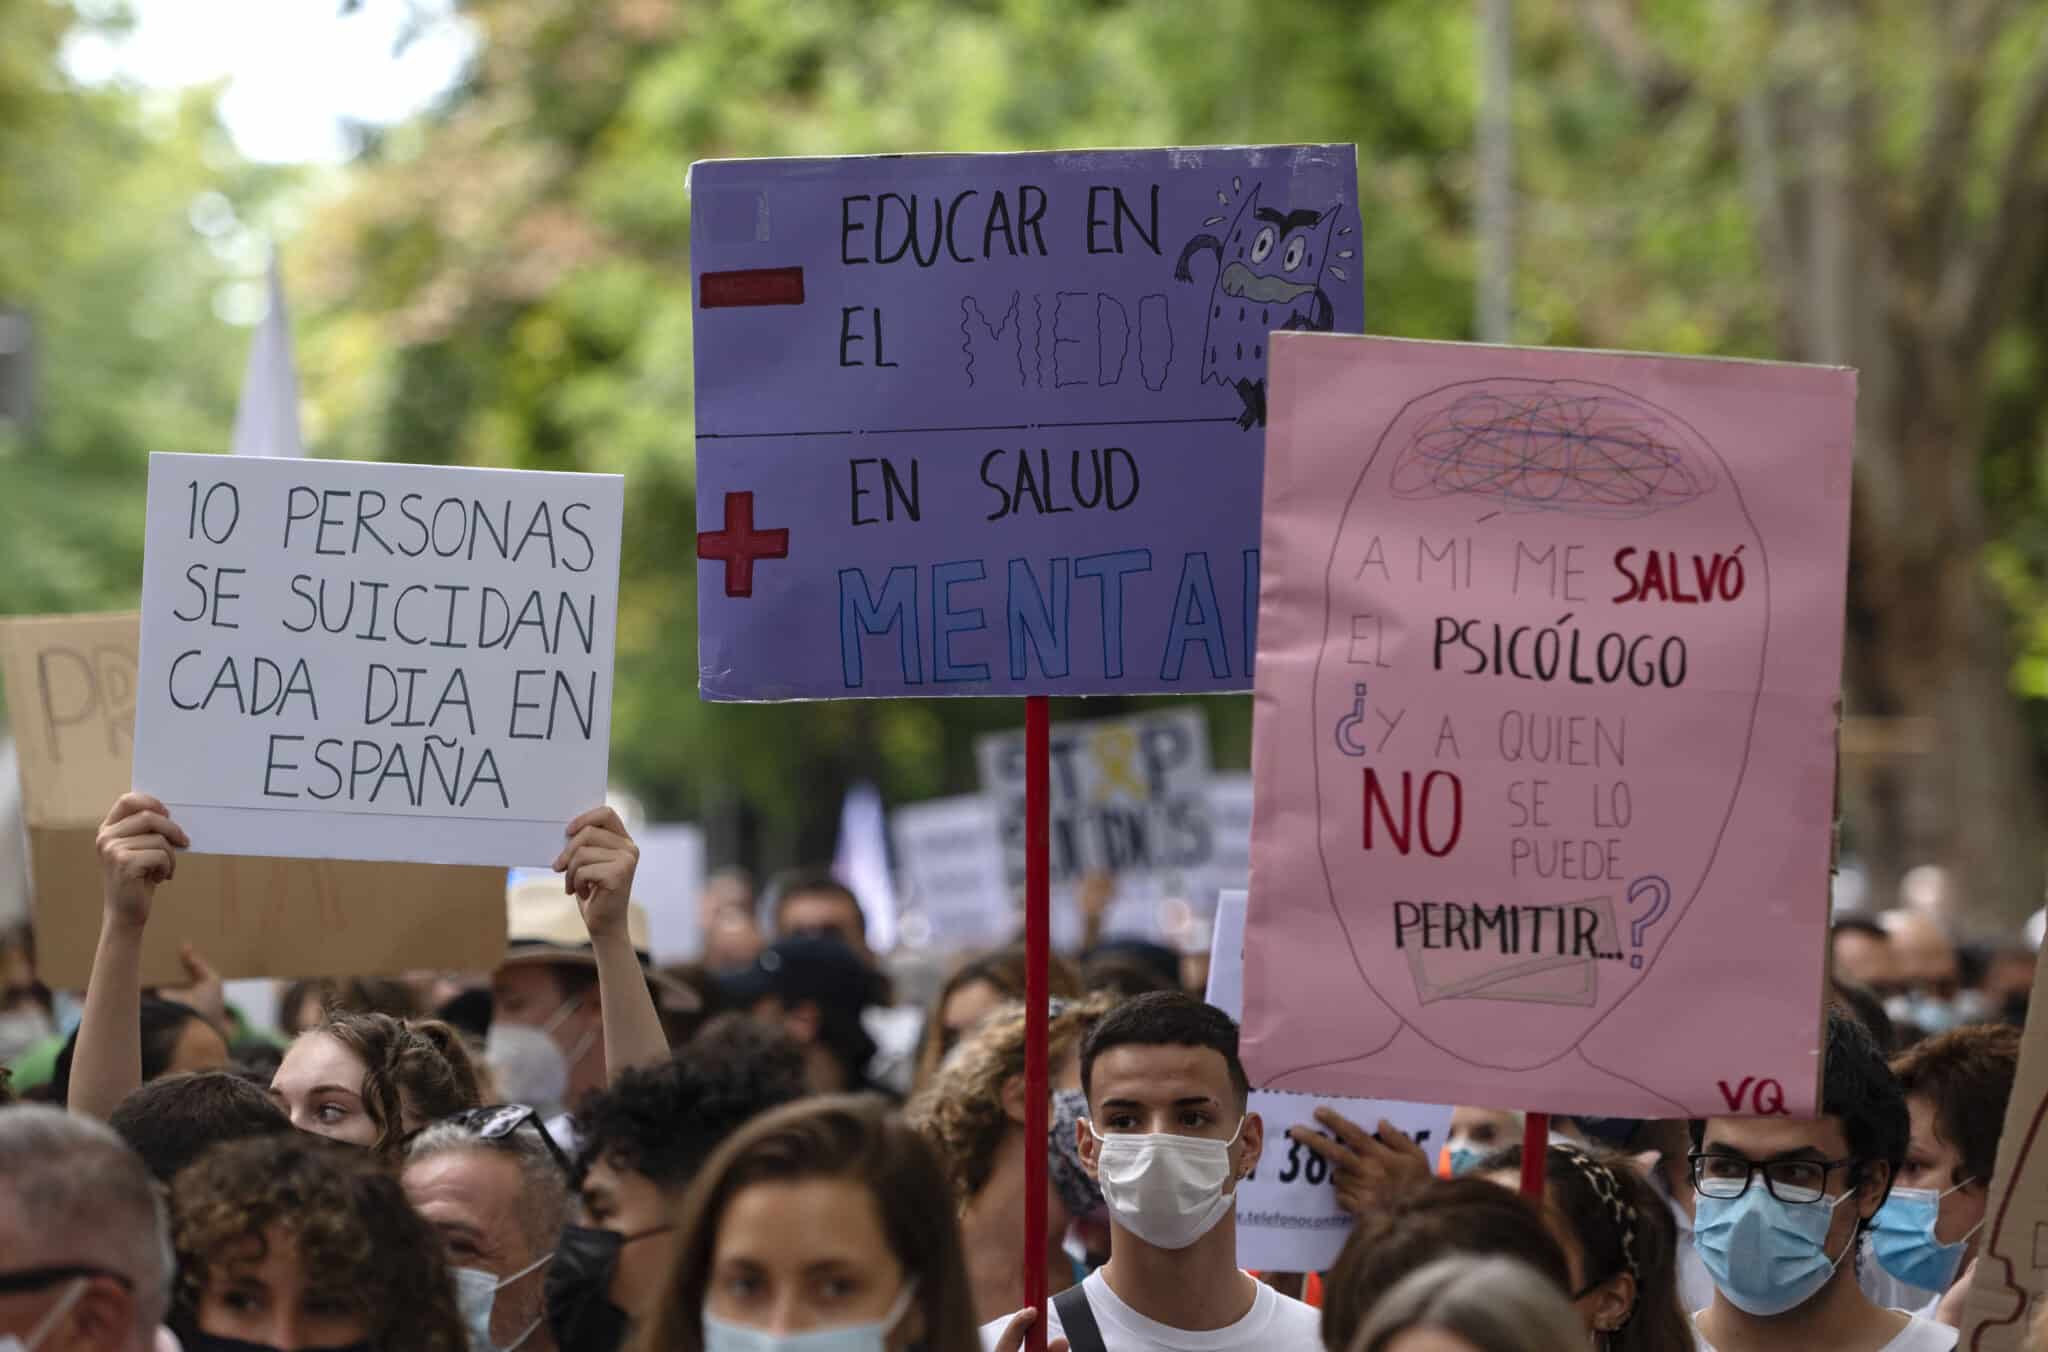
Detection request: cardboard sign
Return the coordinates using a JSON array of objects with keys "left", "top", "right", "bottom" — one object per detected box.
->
[
  {"left": 1961, "top": 945, "right": 2048, "bottom": 1350},
  {"left": 134, "top": 453, "right": 624, "bottom": 867},
  {"left": 1243, "top": 335, "right": 1852, "bottom": 1118},
  {"left": 977, "top": 707, "right": 1214, "bottom": 897},
  {"left": 0, "top": 612, "right": 506, "bottom": 986},
  {"left": 1206, "top": 890, "right": 1451, "bottom": 1273},
  {"left": 690, "top": 145, "right": 1363, "bottom": 700}
]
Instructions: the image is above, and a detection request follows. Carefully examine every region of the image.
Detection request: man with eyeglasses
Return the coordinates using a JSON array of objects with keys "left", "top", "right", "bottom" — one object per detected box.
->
[
  {"left": 1688, "top": 1009, "right": 1956, "bottom": 1352},
  {"left": 0, "top": 1107, "right": 176, "bottom": 1352},
  {"left": 405, "top": 1106, "right": 573, "bottom": 1352}
]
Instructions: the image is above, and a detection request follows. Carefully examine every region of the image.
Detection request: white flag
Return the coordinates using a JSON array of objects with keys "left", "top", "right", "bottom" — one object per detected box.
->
[{"left": 230, "top": 251, "right": 306, "bottom": 457}]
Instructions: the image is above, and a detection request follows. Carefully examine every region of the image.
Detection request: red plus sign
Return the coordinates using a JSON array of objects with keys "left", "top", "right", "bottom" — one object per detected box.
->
[{"left": 697, "top": 491, "right": 789, "bottom": 598}]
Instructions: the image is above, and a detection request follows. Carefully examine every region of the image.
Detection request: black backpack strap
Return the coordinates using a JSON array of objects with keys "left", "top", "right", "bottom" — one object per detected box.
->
[{"left": 1052, "top": 1284, "right": 1109, "bottom": 1352}]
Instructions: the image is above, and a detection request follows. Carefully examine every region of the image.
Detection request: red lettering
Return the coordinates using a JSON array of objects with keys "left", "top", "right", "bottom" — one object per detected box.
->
[
  {"left": 1716, "top": 1076, "right": 1755, "bottom": 1112},
  {"left": 1363, "top": 768, "right": 1412, "bottom": 854}
]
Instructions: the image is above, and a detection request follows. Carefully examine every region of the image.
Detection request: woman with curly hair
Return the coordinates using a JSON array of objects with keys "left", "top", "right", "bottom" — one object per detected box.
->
[
  {"left": 169, "top": 1133, "right": 467, "bottom": 1352},
  {"left": 910, "top": 945, "right": 1084, "bottom": 1093},
  {"left": 268, "top": 1008, "right": 483, "bottom": 1158},
  {"left": 905, "top": 995, "right": 1113, "bottom": 1323}
]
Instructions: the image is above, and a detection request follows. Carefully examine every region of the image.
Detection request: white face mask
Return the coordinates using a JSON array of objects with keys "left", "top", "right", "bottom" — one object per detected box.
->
[
  {"left": 701, "top": 1280, "right": 917, "bottom": 1352},
  {"left": 483, "top": 1023, "right": 571, "bottom": 1115},
  {"left": 0, "top": 1277, "right": 87, "bottom": 1352},
  {"left": 0, "top": 1008, "right": 53, "bottom": 1063},
  {"left": 453, "top": 1253, "right": 551, "bottom": 1352},
  {"left": 1085, "top": 1117, "right": 1246, "bottom": 1250}
]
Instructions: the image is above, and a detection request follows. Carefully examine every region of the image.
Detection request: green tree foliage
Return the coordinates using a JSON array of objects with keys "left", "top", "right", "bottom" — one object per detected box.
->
[{"left": 0, "top": 1, "right": 279, "bottom": 621}]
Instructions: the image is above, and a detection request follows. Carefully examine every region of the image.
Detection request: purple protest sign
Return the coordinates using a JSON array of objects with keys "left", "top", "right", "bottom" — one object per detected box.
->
[{"left": 689, "top": 146, "right": 1363, "bottom": 701}]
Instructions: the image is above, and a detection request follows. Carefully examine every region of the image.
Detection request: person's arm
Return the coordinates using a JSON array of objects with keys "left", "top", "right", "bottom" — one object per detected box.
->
[
  {"left": 556, "top": 805, "right": 668, "bottom": 1077},
  {"left": 70, "top": 793, "right": 188, "bottom": 1120}
]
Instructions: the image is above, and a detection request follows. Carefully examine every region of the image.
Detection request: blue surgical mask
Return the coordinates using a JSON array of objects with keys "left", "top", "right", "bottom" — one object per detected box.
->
[
  {"left": 1446, "top": 1144, "right": 1484, "bottom": 1177},
  {"left": 1872, "top": 1181, "right": 1979, "bottom": 1292},
  {"left": 454, "top": 1253, "right": 551, "bottom": 1352},
  {"left": 702, "top": 1281, "right": 917, "bottom": 1352},
  {"left": 1696, "top": 1186, "right": 1853, "bottom": 1316}
]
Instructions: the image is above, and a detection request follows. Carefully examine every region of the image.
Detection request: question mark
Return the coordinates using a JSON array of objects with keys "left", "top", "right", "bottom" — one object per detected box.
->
[
  {"left": 1626, "top": 875, "right": 1671, "bottom": 970},
  {"left": 1334, "top": 683, "right": 1368, "bottom": 757}
]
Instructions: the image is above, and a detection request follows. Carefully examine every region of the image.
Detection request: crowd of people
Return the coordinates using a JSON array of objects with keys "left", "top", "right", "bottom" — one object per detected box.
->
[{"left": 0, "top": 790, "right": 2041, "bottom": 1352}]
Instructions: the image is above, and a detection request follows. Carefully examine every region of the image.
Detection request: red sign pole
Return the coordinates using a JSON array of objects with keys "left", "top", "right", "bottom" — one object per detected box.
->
[
  {"left": 1023, "top": 695, "right": 1052, "bottom": 1352},
  {"left": 1520, "top": 1111, "right": 1549, "bottom": 1201}
]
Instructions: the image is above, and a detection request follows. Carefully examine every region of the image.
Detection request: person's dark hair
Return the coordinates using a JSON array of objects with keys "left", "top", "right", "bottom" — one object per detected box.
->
[
  {"left": 1690, "top": 1007, "right": 1910, "bottom": 1229},
  {"left": 1891, "top": 1023, "right": 2023, "bottom": 1187},
  {"left": 227, "top": 1038, "right": 285, "bottom": 1086},
  {"left": 279, "top": 977, "right": 422, "bottom": 1036},
  {"left": 632, "top": 1096, "right": 979, "bottom": 1352},
  {"left": 313, "top": 1011, "right": 483, "bottom": 1158},
  {"left": 573, "top": 1014, "right": 807, "bottom": 1191},
  {"left": 1829, "top": 979, "right": 1898, "bottom": 1055},
  {"left": 170, "top": 1134, "right": 466, "bottom": 1352},
  {"left": 109, "top": 1070, "right": 292, "bottom": 1182},
  {"left": 52, "top": 995, "right": 216, "bottom": 1104},
  {"left": 768, "top": 871, "right": 866, "bottom": 935},
  {"left": 1485, "top": 1145, "right": 1690, "bottom": 1352},
  {"left": 1830, "top": 915, "right": 1891, "bottom": 945},
  {"left": 0, "top": 1066, "right": 12, "bottom": 1106},
  {"left": 914, "top": 944, "right": 1085, "bottom": 1091},
  {"left": 1080, "top": 953, "right": 1178, "bottom": 1001},
  {"left": 1080, "top": 990, "right": 1250, "bottom": 1109},
  {"left": 1320, "top": 1177, "right": 1573, "bottom": 1352}
]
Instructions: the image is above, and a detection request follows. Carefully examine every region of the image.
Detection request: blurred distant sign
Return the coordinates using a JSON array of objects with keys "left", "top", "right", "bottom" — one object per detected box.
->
[
  {"left": 688, "top": 145, "right": 1363, "bottom": 700},
  {"left": 976, "top": 707, "right": 1214, "bottom": 894},
  {"left": 133, "top": 453, "right": 624, "bottom": 867}
]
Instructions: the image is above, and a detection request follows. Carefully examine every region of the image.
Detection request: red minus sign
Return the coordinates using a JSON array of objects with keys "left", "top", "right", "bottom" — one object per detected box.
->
[{"left": 701, "top": 267, "right": 805, "bottom": 309}]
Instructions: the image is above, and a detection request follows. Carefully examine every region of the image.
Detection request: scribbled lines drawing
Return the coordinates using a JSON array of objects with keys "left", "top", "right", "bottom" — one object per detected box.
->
[
  {"left": 1389, "top": 382, "right": 1717, "bottom": 520},
  {"left": 1175, "top": 176, "right": 1353, "bottom": 430}
]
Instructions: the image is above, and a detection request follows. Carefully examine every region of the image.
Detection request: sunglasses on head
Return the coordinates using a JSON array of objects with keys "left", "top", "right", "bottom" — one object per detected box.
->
[{"left": 404, "top": 1104, "right": 573, "bottom": 1174}]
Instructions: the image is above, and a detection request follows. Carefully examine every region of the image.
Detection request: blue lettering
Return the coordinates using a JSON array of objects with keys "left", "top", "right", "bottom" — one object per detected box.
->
[
  {"left": 932, "top": 559, "right": 991, "bottom": 683},
  {"left": 838, "top": 566, "right": 923, "bottom": 688},
  {"left": 1161, "top": 551, "right": 1228, "bottom": 681},
  {"left": 1007, "top": 556, "right": 1071, "bottom": 680},
  {"left": 1075, "top": 549, "right": 1151, "bottom": 680}
]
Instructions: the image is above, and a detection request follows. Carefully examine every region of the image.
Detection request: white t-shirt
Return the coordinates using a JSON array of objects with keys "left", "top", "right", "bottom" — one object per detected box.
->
[
  {"left": 978, "top": 1270, "right": 1322, "bottom": 1352},
  {"left": 1693, "top": 1312, "right": 1957, "bottom": 1352}
]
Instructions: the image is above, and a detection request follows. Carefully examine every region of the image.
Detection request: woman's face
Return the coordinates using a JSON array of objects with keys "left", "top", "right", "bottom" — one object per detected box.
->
[
  {"left": 197, "top": 1222, "right": 370, "bottom": 1351},
  {"left": 706, "top": 1177, "right": 922, "bottom": 1350},
  {"left": 269, "top": 1033, "right": 377, "bottom": 1147},
  {"left": 937, "top": 979, "right": 1005, "bottom": 1062}
]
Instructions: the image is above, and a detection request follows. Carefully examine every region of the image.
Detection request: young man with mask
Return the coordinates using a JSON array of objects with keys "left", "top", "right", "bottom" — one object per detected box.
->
[
  {"left": 543, "top": 1015, "right": 807, "bottom": 1352},
  {"left": 1690, "top": 1008, "right": 1956, "bottom": 1352},
  {"left": 980, "top": 991, "right": 1322, "bottom": 1352},
  {"left": 1861, "top": 1023, "right": 2021, "bottom": 1315}
]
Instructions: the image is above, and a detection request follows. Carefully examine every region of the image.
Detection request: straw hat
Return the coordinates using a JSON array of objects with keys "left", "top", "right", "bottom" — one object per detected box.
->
[{"left": 500, "top": 876, "right": 699, "bottom": 1011}]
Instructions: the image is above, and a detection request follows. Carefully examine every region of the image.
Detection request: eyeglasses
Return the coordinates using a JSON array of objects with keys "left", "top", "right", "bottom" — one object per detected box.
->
[
  {"left": 0, "top": 1266, "right": 133, "bottom": 1294},
  {"left": 1689, "top": 1152, "right": 1855, "bottom": 1204},
  {"left": 431, "top": 1104, "right": 573, "bottom": 1175}
]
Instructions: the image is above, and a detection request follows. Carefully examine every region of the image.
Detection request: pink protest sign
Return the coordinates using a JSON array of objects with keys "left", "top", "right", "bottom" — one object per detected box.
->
[{"left": 1243, "top": 334, "right": 1853, "bottom": 1119}]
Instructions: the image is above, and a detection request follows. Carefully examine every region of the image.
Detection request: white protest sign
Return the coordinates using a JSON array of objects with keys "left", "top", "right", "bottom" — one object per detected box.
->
[
  {"left": 1208, "top": 888, "right": 1453, "bottom": 1273},
  {"left": 976, "top": 706, "right": 1214, "bottom": 892},
  {"left": 891, "top": 793, "right": 1013, "bottom": 951},
  {"left": 633, "top": 822, "right": 706, "bottom": 964},
  {"left": 136, "top": 453, "right": 623, "bottom": 867}
]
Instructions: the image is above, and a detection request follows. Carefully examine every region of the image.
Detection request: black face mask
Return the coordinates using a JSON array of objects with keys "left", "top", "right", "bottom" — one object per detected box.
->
[
  {"left": 543, "top": 1224, "right": 671, "bottom": 1352},
  {"left": 181, "top": 1332, "right": 369, "bottom": 1352}
]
